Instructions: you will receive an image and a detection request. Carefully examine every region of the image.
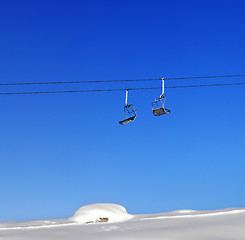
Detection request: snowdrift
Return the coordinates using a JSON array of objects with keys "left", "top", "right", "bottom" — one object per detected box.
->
[{"left": 69, "top": 203, "right": 132, "bottom": 223}]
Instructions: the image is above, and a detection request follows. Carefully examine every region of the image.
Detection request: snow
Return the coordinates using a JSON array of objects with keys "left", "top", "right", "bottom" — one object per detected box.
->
[
  {"left": 0, "top": 204, "right": 245, "bottom": 240},
  {"left": 69, "top": 203, "right": 133, "bottom": 223}
]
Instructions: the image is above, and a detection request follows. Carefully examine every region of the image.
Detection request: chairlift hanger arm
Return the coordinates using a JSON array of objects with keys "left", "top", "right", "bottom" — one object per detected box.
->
[
  {"left": 125, "top": 89, "right": 128, "bottom": 105},
  {"left": 160, "top": 78, "right": 165, "bottom": 97}
]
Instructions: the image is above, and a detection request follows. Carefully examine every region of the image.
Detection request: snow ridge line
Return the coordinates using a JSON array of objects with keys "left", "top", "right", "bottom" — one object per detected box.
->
[
  {"left": 0, "top": 222, "right": 80, "bottom": 231},
  {"left": 139, "top": 209, "right": 245, "bottom": 221}
]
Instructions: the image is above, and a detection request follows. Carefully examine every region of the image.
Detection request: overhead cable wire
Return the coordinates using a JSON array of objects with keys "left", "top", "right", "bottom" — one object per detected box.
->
[
  {"left": 0, "top": 78, "right": 159, "bottom": 86},
  {"left": 164, "top": 74, "right": 245, "bottom": 80},
  {"left": 0, "top": 82, "right": 244, "bottom": 95},
  {"left": 0, "top": 74, "right": 245, "bottom": 86}
]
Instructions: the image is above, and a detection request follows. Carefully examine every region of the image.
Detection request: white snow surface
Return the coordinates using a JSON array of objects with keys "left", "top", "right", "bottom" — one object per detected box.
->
[
  {"left": 0, "top": 203, "right": 245, "bottom": 240},
  {"left": 69, "top": 203, "right": 132, "bottom": 223}
]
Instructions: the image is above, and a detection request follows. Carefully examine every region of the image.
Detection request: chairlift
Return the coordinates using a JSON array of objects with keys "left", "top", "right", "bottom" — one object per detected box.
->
[
  {"left": 152, "top": 78, "right": 170, "bottom": 116},
  {"left": 119, "top": 89, "right": 137, "bottom": 125}
]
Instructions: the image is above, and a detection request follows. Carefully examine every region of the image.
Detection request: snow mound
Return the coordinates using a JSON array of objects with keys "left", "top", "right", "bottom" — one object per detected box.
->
[
  {"left": 69, "top": 203, "right": 132, "bottom": 224},
  {"left": 173, "top": 209, "right": 196, "bottom": 214}
]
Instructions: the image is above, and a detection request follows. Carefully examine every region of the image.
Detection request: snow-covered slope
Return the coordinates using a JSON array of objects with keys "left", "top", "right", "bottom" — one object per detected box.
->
[{"left": 0, "top": 203, "right": 245, "bottom": 240}]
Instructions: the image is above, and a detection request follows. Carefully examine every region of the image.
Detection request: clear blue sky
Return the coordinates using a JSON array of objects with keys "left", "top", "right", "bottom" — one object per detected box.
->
[{"left": 0, "top": 0, "right": 244, "bottom": 222}]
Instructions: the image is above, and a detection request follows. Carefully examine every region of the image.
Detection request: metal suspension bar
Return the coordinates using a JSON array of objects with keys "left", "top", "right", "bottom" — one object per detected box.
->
[
  {"left": 125, "top": 89, "right": 128, "bottom": 105},
  {"left": 161, "top": 78, "right": 165, "bottom": 97}
]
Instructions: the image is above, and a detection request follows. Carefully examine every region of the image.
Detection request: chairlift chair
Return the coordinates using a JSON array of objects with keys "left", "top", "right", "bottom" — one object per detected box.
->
[
  {"left": 152, "top": 78, "right": 170, "bottom": 116},
  {"left": 119, "top": 90, "right": 137, "bottom": 125}
]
